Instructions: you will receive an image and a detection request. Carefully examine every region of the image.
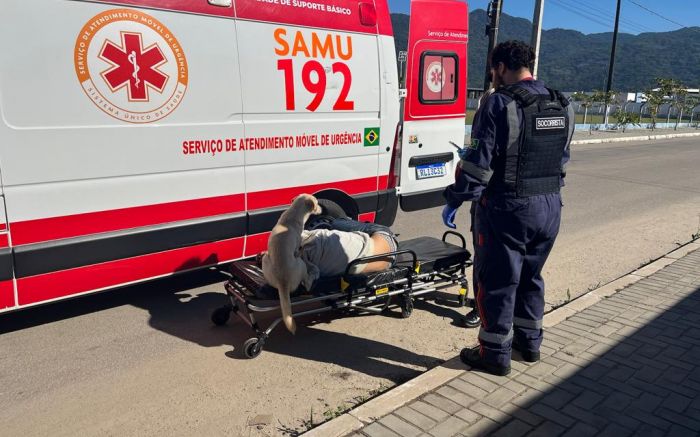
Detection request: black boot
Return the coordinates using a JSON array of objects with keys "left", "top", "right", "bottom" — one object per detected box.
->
[
  {"left": 462, "top": 309, "right": 481, "bottom": 328},
  {"left": 460, "top": 346, "right": 510, "bottom": 376},
  {"left": 512, "top": 338, "right": 540, "bottom": 363}
]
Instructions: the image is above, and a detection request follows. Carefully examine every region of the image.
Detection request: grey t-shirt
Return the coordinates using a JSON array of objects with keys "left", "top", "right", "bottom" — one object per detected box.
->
[{"left": 300, "top": 229, "right": 375, "bottom": 278}]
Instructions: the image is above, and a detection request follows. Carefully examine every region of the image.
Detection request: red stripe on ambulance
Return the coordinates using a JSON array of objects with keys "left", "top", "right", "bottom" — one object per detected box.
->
[
  {"left": 0, "top": 280, "right": 14, "bottom": 309},
  {"left": 357, "top": 212, "right": 376, "bottom": 223},
  {"left": 10, "top": 176, "right": 386, "bottom": 246},
  {"left": 93, "top": 0, "right": 392, "bottom": 36},
  {"left": 10, "top": 194, "right": 246, "bottom": 246},
  {"left": 244, "top": 233, "right": 271, "bottom": 257},
  {"left": 16, "top": 237, "right": 245, "bottom": 306},
  {"left": 235, "top": 0, "right": 389, "bottom": 36},
  {"left": 92, "top": 0, "right": 235, "bottom": 18},
  {"left": 247, "top": 175, "right": 379, "bottom": 210}
]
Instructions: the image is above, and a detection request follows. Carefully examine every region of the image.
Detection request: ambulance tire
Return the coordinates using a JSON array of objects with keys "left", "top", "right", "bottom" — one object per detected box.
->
[
  {"left": 400, "top": 296, "right": 413, "bottom": 319},
  {"left": 306, "top": 198, "right": 349, "bottom": 230},
  {"left": 318, "top": 199, "right": 347, "bottom": 219},
  {"left": 459, "top": 294, "right": 468, "bottom": 307}
]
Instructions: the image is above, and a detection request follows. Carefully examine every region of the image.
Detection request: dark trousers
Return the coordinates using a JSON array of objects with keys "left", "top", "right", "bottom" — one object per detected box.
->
[
  {"left": 470, "top": 202, "right": 479, "bottom": 311},
  {"left": 473, "top": 192, "right": 562, "bottom": 367},
  {"left": 325, "top": 217, "right": 394, "bottom": 236}
]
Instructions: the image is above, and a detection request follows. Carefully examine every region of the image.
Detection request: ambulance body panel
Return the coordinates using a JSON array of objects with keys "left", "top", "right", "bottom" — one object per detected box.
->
[{"left": 0, "top": 0, "right": 468, "bottom": 311}]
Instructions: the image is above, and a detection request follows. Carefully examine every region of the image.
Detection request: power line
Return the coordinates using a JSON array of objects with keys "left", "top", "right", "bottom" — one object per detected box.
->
[
  {"left": 548, "top": 0, "right": 611, "bottom": 29},
  {"left": 557, "top": 0, "right": 612, "bottom": 24},
  {"left": 625, "top": 0, "right": 687, "bottom": 28},
  {"left": 581, "top": 1, "right": 654, "bottom": 32},
  {"left": 558, "top": 0, "right": 655, "bottom": 33}
]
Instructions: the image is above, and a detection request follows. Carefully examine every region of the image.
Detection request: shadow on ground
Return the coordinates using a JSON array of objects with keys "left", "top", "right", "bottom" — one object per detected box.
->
[
  {"left": 460, "top": 283, "right": 700, "bottom": 436},
  {"left": 1, "top": 256, "right": 474, "bottom": 382}
]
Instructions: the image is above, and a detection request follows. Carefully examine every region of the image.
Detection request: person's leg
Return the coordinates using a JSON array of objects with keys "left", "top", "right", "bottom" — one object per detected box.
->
[
  {"left": 513, "top": 193, "right": 562, "bottom": 358},
  {"left": 463, "top": 202, "right": 481, "bottom": 328},
  {"left": 463, "top": 196, "right": 527, "bottom": 373},
  {"left": 328, "top": 217, "right": 394, "bottom": 236}
]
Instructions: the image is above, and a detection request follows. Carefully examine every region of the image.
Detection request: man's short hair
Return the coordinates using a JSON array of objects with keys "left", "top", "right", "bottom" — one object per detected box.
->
[{"left": 490, "top": 40, "right": 536, "bottom": 71}]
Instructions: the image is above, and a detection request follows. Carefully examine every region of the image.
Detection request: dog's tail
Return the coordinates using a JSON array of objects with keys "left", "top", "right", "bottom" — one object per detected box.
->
[{"left": 278, "top": 288, "right": 296, "bottom": 334}]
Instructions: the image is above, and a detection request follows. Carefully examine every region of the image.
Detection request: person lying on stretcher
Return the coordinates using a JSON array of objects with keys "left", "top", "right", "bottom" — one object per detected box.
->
[
  {"left": 258, "top": 214, "right": 399, "bottom": 284},
  {"left": 301, "top": 216, "right": 399, "bottom": 278}
]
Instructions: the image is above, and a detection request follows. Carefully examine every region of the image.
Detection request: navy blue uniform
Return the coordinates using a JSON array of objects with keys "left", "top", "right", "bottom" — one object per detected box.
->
[{"left": 445, "top": 79, "right": 574, "bottom": 367}]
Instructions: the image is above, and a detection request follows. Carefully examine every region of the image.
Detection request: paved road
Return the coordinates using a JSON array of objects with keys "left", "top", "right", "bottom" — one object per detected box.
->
[
  {"left": 394, "top": 136, "right": 700, "bottom": 309},
  {"left": 1, "top": 138, "right": 699, "bottom": 436}
]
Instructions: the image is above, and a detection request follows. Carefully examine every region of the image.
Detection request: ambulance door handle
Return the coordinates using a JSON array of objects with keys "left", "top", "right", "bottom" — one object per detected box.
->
[{"left": 207, "top": 0, "right": 231, "bottom": 6}]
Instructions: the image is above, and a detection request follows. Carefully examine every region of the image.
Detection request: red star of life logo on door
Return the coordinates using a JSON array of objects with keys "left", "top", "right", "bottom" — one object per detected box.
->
[
  {"left": 430, "top": 68, "right": 442, "bottom": 85},
  {"left": 99, "top": 32, "right": 169, "bottom": 102},
  {"left": 430, "top": 68, "right": 443, "bottom": 87}
]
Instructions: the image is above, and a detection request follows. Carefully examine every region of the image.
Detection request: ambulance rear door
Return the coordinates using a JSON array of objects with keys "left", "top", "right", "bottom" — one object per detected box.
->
[{"left": 397, "top": 0, "right": 468, "bottom": 211}]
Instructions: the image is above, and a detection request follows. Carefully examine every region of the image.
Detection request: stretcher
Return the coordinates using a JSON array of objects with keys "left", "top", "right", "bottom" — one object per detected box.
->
[{"left": 211, "top": 231, "right": 473, "bottom": 358}]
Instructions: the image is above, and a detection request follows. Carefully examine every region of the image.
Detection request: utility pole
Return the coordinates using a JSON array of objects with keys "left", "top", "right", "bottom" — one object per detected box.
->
[
  {"left": 530, "top": 0, "right": 545, "bottom": 78},
  {"left": 483, "top": 0, "right": 503, "bottom": 91},
  {"left": 604, "top": 0, "right": 622, "bottom": 126}
]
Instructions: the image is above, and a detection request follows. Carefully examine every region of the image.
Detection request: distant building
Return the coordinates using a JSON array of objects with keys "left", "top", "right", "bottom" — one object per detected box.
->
[{"left": 636, "top": 88, "right": 699, "bottom": 103}]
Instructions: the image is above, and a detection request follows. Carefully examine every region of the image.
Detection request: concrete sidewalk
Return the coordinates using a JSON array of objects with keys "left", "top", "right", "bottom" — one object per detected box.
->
[{"left": 307, "top": 242, "right": 700, "bottom": 437}]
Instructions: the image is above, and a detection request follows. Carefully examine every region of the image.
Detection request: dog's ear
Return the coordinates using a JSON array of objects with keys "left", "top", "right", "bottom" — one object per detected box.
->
[{"left": 305, "top": 196, "right": 317, "bottom": 212}]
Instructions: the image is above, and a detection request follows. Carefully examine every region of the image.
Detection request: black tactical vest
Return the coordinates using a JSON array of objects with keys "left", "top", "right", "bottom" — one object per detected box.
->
[{"left": 489, "top": 85, "right": 570, "bottom": 198}]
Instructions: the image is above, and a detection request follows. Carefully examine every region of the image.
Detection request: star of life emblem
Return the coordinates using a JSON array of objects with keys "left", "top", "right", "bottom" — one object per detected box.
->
[
  {"left": 426, "top": 61, "right": 445, "bottom": 94},
  {"left": 99, "top": 32, "right": 169, "bottom": 102},
  {"left": 74, "top": 9, "right": 188, "bottom": 123}
]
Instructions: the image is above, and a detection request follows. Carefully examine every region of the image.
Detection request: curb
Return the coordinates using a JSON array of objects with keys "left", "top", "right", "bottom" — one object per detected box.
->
[
  {"left": 303, "top": 356, "right": 465, "bottom": 437},
  {"left": 571, "top": 131, "right": 700, "bottom": 145},
  {"left": 303, "top": 239, "right": 700, "bottom": 437}
]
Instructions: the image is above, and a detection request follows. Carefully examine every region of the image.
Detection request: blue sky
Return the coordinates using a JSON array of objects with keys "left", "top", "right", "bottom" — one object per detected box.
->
[{"left": 387, "top": 0, "right": 700, "bottom": 35}]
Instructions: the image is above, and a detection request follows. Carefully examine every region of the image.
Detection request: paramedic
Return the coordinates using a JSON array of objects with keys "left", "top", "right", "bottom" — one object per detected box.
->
[{"left": 441, "top": 41, "right": 574, "bottom": 376}]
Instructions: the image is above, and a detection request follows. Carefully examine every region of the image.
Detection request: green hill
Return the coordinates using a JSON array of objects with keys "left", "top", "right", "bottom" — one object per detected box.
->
[{"left": 391, "top": 10, "right": 700, "bottom": 91}]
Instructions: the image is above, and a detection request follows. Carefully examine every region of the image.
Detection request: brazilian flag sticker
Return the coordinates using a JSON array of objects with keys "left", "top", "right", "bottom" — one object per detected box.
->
[{"left": 364, "top": 127, "right": 380, "bottom": 147}]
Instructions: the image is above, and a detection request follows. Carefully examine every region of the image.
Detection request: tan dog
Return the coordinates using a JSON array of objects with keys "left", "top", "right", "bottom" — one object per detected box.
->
[{"left": 262, "top": 193, "right": 322, "bottom": 334}]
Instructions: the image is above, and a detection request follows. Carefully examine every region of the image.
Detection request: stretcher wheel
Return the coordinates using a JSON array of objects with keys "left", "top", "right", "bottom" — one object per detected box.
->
[
  {"left": 400, "top": 296, "right": 413, "bottom": 319},
  {"left": 459, "top": 280, "right": 469, "bottom": 307},
  {"left": 211, "top": 306, "right": 231, "bottom": 326},
  {"left": 459, "top": 294, "right": 467, "bottom": 307},
  {"left": 243, "top": 338, "right": 263, "bottom": 359}
]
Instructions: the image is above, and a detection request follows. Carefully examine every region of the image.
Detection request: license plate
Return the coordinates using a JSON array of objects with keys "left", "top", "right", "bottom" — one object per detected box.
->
[{"left": 416, "top": 163, "right": 446, "bottom": 180}]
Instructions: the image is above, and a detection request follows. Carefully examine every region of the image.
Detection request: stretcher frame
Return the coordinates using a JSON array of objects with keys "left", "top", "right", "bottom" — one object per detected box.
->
[{"left": 211, "top": 231, "right": 473, "bottom": 358}]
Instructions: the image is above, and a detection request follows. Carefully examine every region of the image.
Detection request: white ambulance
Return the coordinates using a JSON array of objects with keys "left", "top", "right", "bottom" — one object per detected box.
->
[{"left": 0, "top": 0, "right": 469, "bottom": 311}]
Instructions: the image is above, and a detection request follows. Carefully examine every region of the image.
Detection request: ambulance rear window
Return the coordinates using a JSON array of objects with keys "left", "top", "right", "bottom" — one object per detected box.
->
[{"left": 419, "top": 52, "right": 458, "bottom": 104}]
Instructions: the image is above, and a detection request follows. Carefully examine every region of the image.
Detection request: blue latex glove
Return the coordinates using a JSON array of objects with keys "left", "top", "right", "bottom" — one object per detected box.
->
[
  {"left": 450, "top": 141, "right": 470, "bottom": 161},
  {"left": 457, "top": 146, "right": 470, "bottom": 161},
  {"left": 442, "top": 205, "right": 458, "bottom": 229}
]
